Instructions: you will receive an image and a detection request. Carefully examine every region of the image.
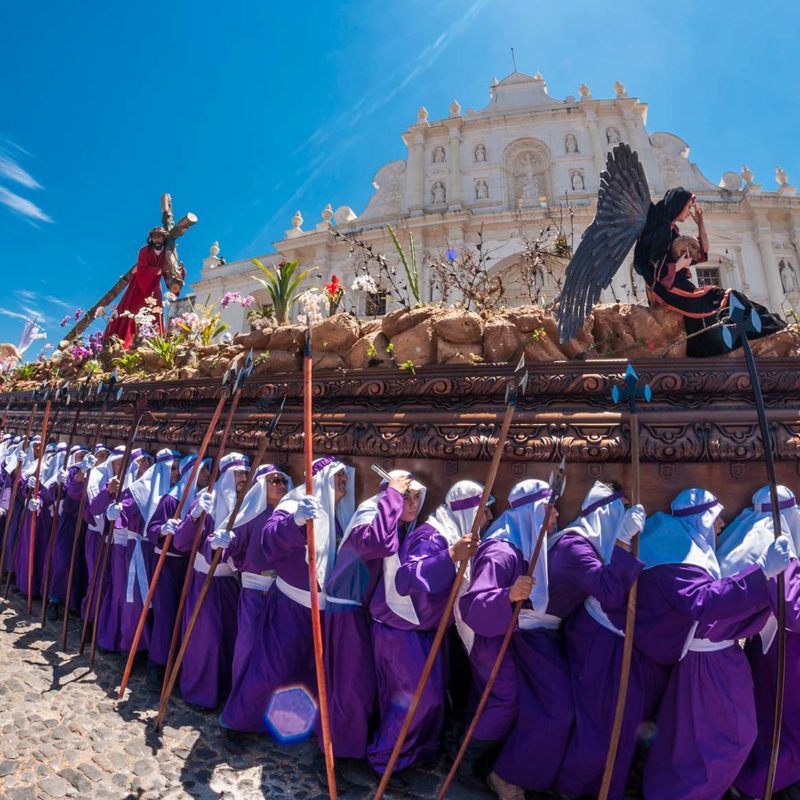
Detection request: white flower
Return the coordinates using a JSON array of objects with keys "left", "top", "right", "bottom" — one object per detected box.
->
[
  {"left": 351, "top": 274, "right": 378, "bottom": 294},
  {"left": 296, "top": 288, "right": 324, "bottom": 326},
  {"left": 164, "top": 291, "right": 177, "bottom": 301},
  {"left": 93, "top": 306, "right": 106, "bottom": 319},
  {"left": 219, "top": 331, "right": 233, "bottom": 345},
  {"left": 50, "top": 350, "right": 64, "bottom": 363}
]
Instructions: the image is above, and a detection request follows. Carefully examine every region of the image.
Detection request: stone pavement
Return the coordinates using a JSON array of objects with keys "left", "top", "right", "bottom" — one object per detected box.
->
[{"left": 0, "top": 591, "right": 489, "bottom": 800}]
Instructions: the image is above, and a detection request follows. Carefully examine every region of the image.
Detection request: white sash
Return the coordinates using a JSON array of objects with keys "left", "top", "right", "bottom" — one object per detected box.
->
[
  {"left": 518, "top": 609, "right": 563, "bottom": 631},
  {"left": 241, "top": 571, "right": 275, "bottom": 592},
  {"left": 324, "top": 593, "right": 360, "bottom": 608},
  {"left": 686, "top": 637, "right": 735, "bottom": 654},
  {"left": 154, "top": 544, "right": 182, "bottom": 559},
  {"left": 125, "top": 533, "right": 150, "bottom": 606},
  {"left": 112, "top": 526, "right": 128, "bottom": 546},
  {"left": 193, "top": 550, "right": 235, "bottom": 578},
  {"left": 276, "top": 575, "right": 326, "bottom": 610},
  {"left": 584, "top": 595, "right": 624, "bottom": 637}
]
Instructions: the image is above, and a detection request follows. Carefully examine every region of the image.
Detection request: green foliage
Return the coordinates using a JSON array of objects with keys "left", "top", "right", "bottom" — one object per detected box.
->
[
  {"left": 387, "top": 225, "right": 423, "bottom": 307},
  {"left": 111, "top": 352, "right": 142, "bottom": 375},
  {"left": 143, "top": 334, "right": 184, "bottom": 369},
  {"left": 366, "top": 341, "right": 377, "bottom": 358},
  {"left": 83, "top": 359, "right": 102, "bottom": 377},
  {"left": 254, "top": 351, "right": 271, "bottom": 366},
  {"left": 398, "top": 359, "right": 417, "bottom": 375},
  {"left": 252, "top": 258, "right": 309, "bottom": 324},
  {"left": 13, "top": 363, "right": 36, "bottom": 380}
]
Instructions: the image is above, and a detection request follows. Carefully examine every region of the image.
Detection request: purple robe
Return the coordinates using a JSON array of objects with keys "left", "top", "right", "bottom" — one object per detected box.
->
[
  {"left": 14, "top": 480, "right": 54, "bottom": 599},
  {"left": 119, "top": 492, "right": 152, "bottom": 653},
  {"left": 145, "top": 494, "right": 189, "bottom": 666},
  {"left": 640, "top": 563, "right": 771, "bottom": 800},
  {"left": 226, "top": 505, "right": 275, "bottom": 706},
  {"left": 460, "top": 537, "right": 575, "bottom": 791},
  {"left": 736, "top": 562, "right": 800, "bottom": 794},
  {"left": 323, "top": 488, "right": 404, "bottom": 758},
  {"left": 367, "top": 521, "right": 456, "bottom": 774},
  {"left": 46, "top": 468, "right": 85, "bottom": 608},
  {"left": 553, "top": 533, "right": 645, "bottom": 800},
  {"left": 96, "top": 488, "right": 136, "bottom": 653},
  {"left": 221, "top": 509, "right": 318, "bottom": 733},
  {"left": 81, "top": 487, "right": 114, "bottom": 621},
  {"left": 1, "top": 476, "right": 24, "bottom": 574},
  {"left": 172, "top": 501, "right": 239, "bottom": 708}
]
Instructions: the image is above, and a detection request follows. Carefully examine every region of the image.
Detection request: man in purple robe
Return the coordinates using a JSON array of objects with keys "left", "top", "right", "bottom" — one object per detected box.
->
[
  {"left": 637, "top": 488, "right": 794, "bottom": 800},
  {"left": 322, "top": 469, "right": 419, "bottom": 761},
  {"left": 168, "top": 452, "right": 248, "bottom": 710},
  {"left": 717, "top": 485, "right": 800, "bottom": 799},
  {"left": 96, "top": 450, "right": 152, "bottom": 652},
  {"left": 553, "top": 481, "right": 646, "bottom": 800},
  {"left": 220, "top": 455, "right": 355, "bottom": 734},
  {"left": 2, "top": 434, "right": 40, "bottom": 578},
  {"left": 458, "top": 478, "right": 567, "bottom": 798},
  {"left": 143, "top": 453, "right": 210, "bottom": 692},
  {"left": 366, "top": 474, "right": 483, "bottom": 778}
]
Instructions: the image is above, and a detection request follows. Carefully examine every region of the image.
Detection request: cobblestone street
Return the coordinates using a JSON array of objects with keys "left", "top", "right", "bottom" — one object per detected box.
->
[{"left": 0, "top": 592, "right": 484, "bottom": 799}]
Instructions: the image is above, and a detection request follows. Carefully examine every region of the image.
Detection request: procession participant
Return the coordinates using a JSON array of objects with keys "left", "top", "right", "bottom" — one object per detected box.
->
[
  {"left": 93, "top": 444, "right": 111, "bottom": 465},
  {"left": 0, "top": 435, "right": 20, "bottom": 497},
  {"left": 80, "top": 445, "right": 126, "bottom": 621},
  {"left": 637, "top": 488, "right": 795, "bottom": 800},
  {"left": 13, "top": 442, "right": 62, "bottom": 598},
  {"left": 105, "top": 227, "right": 169, "bottom": 349},
  {"left": 366, "top": 473, "right": 483, "bottom": 777},
  {"left": 3, "top": 435, "right": 40, "bottom": 576},
  {"left": 166, "top": 452, "right": 248, "bottom": 709},
  {"left": 716, "top": 485, "right": 800, "bottom": 799},
  {"left": 220, "top": 456, "right": 355, "bottom": 734},
  {"left": 44, "top": 445, "right": 93, "bottom": 619},
  {"left": 553, "top": 481, "right": 646, "bottom": 800},
  {"left": 457, "top": 479, "right": 566, "bottom": 797},
  {"left": 143, "top": 454, "right": 211, "bottom": 692},
  {"left": 221, "top": 464, "right": 291, "bottom": 716},
  {"left": 322, "top": 469, "right": 417, "bottom": 760},
  {"left": 96, "top": 450, "right": 153, "bottom": 652}
]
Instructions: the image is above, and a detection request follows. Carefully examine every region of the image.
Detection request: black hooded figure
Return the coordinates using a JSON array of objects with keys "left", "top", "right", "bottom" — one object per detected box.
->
[{"left": 633, "top": 187, "right": 784, "bottom": 357}]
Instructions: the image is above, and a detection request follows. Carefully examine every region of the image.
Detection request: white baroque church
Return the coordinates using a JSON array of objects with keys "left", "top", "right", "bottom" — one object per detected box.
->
[{"left": 191, "top": 71, "right": 800, "bottom": 332}]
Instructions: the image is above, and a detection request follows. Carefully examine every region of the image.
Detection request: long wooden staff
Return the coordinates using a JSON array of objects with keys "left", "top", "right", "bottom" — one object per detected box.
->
[
  {"left": 302, "top": 324, "right": 337, "bottom": 800},
  {"left": 158, "top": 351, "right": 254, "bottom": 701},
  {"left": 437, "top": 458, "right": 567, "bottom": 799},
  {"left": 26, "top": 392, "right": 53, "bottom": 613},
  {"left": 723, "top": 298, "right": 787, "bottom": 800},
  {"left": 0, "top": 397, "right": 12, "bottom": 437},
  {"left": 80, "top": 394, "right": 149, "bottom": 668},
  {"left": 58, "top": 377, "right": 118, "bottom": 642},
  {"left": 0, "top": 398, "right": 39, "bottom": 590},
  {"left": 153, "top": 395, "right": 286, "bottom": 731},
  {"left": 1, "top": 388, "right": 44, "bottom": 596},
  {"left": 117, "top": 360, "right": 243, "bottom": 698},
  {"left": 374, "top": 362, "right": 529, "bottom": 800},
  {"left": 597, "top": 363, "right": 651, "bottom": 800}
]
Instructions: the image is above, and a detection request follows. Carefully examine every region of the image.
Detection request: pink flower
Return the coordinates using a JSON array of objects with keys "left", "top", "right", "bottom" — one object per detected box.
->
[
  {"left": 241, "top": 295, "right": 255, "bottom": 307},
  {"left": 60, "top": 315, "right": 71, "bottom": 327},
  {"left": 74, "top": 308, "right": 83, "bottom": 320}
]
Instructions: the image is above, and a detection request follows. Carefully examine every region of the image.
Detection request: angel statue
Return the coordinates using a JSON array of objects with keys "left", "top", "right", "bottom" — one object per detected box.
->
[{"left": 556, "top": 144, "right": 785, "bottom": 356}]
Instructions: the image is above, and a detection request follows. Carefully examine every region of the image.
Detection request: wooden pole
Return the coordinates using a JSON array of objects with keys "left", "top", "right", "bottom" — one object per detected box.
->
[
  {"left": 154, "top": 413, "right": 282, "bottom": 730},
  {"left": 0, "top": 403, "right": 39, "bottom": 596},
  {"left": 437, "top": 492, "right": 563, "bottom": 799},
  {"left": 26, "top": 398, "right": 52, "bottom": 613},
  {"left": 303, "top": 332, "right": 337, "bottom": 800},
  {"left": 118, "top": 391, "right": 228, "bottom": 698},
  {"left": 374, "top": 398, "right": 520, "bottom": 800}
]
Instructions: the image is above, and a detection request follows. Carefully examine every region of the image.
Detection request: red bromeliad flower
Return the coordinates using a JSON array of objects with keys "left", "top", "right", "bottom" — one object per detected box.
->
[{"left": 325, "top": 274, "right": 342, "bottom": 301}]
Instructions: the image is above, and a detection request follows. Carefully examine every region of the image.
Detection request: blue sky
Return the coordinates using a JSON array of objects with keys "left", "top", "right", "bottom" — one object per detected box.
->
[{"left": 1, "top": 0, "right": 798, "bottom": 347}]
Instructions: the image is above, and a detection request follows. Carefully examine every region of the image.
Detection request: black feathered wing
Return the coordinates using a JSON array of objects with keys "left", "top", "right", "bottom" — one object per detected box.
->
[{"left": 556, "top": 143, "right": 651, "bottom": 342}]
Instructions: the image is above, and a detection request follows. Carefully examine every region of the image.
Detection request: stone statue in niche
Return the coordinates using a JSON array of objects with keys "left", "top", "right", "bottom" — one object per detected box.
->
[
  {"left": 432, "top": 181, "right": 446, "bottom": 205},
  {"left": 521, "top": 174, "right": 539, "bottom": 206},
  {"left": 780, "top": 260, "right": 799, "bottom": 293},
  {"left": 776, "top": 166, "right": 789, "bottom": 187},
  {"left": 564, "top": 133, "right": 579, "bottom": 153},
  {"left": 474, "top": 143, "right": 487, "bottom": 162},
  {"left": 570, "top": 169, "right": 585, "bottom": 191},
  {"left": 432, "top": 146, "right": 446, "bottom": 164},
  {"left": 475, "top": 179, "right": 489, "bottom": 200},
  {"left": 606, "top": 127, "right": 622, "bottom": 145}
]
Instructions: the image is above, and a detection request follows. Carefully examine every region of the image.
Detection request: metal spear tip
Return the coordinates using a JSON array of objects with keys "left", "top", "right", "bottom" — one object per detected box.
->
[
  {"left": 612, "top": 384, "right": 621, "bottom": 404},
  {"left": 514, "top": 352, "right": 526, "bottom": 374},
  {"left": 244, "top": 349, "right": 254, "bottom": 377},
  {"left": 643, "top": 384, "right": 653, "bottom": 402},
  {"left": 518, "top": 370, "right": 529, "bottom": 397},
  {"left": 115, "top": 387, "right": 124, "bottom": 401},
  {"left": 624, "top": 363, "right": 639, "bottom": 382}
]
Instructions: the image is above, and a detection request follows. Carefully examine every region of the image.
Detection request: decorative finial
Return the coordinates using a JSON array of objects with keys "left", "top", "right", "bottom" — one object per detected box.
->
[
  {"left": 534, "top": 71, "right": 543, "bottom": 80},
  {"left": 292, "top": 210, "right": 303, "bottom": 230},
  {"left": 741, "top": 164, "right": 754, "bottom": 185},
  {"left": 776, "top": 166, "right": 789, "bottom": 187},
  {"left": 449, "top": 99, "right": 461, "bottom": 117},
  {"left": 492, "top": 77, "right": 499, "bottom": 87},
  {"left": 321, "top": 203, "right": 333, "bottom": 222},
  {"left": 417, "top": 106, "right": 429, "bottom": 124},
  {"left": 210, "top": 241, "right": 220, "bottom": 258},
  {"left": 579, "top": 83, "right": 591, "bottom": 99},
  {"left": 614, "top": 80, "right": 627, "bottom": 97}
]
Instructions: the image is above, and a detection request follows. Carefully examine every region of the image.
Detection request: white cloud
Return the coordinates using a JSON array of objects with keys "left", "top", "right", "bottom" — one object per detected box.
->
[
  {"left": 0, "top": 186, "right": 52, "bottom": 223},
  {"left": 0, "top": 307, "right": 31, "bottom": 322},
  {"left": 0, "top": 152, "right": 42, "bottom": 190},
  {"left": 44, "top": 295, "right": 70, "bottom": 309}
]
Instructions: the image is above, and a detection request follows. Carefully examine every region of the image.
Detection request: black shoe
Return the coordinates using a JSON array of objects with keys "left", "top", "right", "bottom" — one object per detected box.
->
[
  {"left": 455, "top": 738, "right": 502, "bottom": 791},
  {"left": 185, "top": 700, "right": 213, "bottom": 713},
  {"left": 47, "top": 602, "right": 61, "bottom": 622},
  {"left": 146, "top": 660, "right": 165, "bottom": 693}
]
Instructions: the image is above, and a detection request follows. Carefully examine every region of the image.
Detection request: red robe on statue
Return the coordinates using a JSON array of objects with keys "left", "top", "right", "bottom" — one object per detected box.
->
[{"left": 105, "top": 245, "right": 166, "bottom": 349}]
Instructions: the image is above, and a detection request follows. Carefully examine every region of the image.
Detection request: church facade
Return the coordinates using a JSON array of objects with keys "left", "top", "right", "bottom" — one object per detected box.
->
[{"left": 191, "top": 72, "right": 800, "bottom": 333}]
